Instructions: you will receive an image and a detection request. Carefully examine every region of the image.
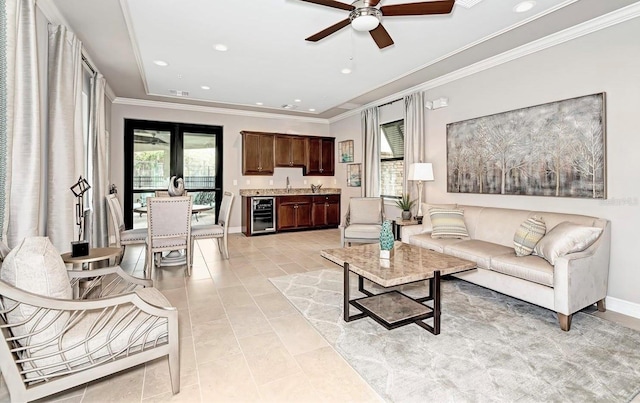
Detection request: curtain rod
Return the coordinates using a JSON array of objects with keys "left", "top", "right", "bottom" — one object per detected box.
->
[
  {"left": 378, "top": 97, "right": 403, "bottom": 108},
  {"left": 81, "top": 54, "right": 96, "bottom": 75}
]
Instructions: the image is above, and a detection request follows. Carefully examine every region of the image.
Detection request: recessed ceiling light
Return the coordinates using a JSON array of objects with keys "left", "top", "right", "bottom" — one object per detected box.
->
[
  {"left": 308, "top": 108, "right": 316, "bottom": 112},
  {"left": 201, "top": 85, "right": 210, "bottom": 90},
  {"left": 341, "top": 68, "right": 352, "bottom": 74},
  {"left": 214, "top": 44, "right": 228, "bottom": 52},
  {"left": 153, "top": 60, "right": 168, "bottom": 67},
  {"left": 513, "top": 1, "right": 535, "bottom": 13},
  {"left": 294, "top": 99, "right": 302, "bottom": 103},
  {"left": 256, "top": 102, "right": 263, "bottom": 106}
]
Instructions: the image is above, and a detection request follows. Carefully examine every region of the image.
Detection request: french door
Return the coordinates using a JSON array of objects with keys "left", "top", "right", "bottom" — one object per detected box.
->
[{"left": 124, "top": 119, "right": 223, "bottom": 229}]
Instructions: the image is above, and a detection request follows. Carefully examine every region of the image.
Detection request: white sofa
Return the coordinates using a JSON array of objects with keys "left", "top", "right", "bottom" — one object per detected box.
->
[{"left": 401, "top": 204, "right": 611, "bottom": 331}]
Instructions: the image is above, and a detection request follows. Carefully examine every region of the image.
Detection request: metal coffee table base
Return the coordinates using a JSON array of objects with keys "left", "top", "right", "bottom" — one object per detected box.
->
[{"left": 343, "top": 262, "right": 441, "bottom": 335}]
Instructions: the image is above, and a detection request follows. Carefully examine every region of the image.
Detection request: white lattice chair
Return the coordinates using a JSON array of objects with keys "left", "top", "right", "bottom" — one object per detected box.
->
[{"left": 0, "top": 237, "right": 180, "bottom": 402}]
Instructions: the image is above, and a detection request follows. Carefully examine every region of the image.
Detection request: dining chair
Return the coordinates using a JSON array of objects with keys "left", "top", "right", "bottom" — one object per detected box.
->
[
  {"left": 146, "top": 196, "right": 193, "bottom": 277},
  {"left": 105, "top": 194, "right": 147, "bottom": 264},
  {"left": 191, "top": 191, "right": 234, "bottom": 263}
]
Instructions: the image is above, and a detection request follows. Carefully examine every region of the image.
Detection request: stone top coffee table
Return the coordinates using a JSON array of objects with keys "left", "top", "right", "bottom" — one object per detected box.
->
[{"left": 321, "top": 242, "right": 476, "bottom": 335}]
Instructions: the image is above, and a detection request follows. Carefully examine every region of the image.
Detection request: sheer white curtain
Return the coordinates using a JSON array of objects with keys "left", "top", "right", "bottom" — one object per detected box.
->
[
  {"left": 46, "top": 25, "right": 84, "bottom": 251},
  {"left": 403, "top": 92, "right": 426, "bottom": 211},
  {"left": 362, "top": 107, "right": 380, "bottom": 197},
  {"left": 3, "top": 0, "right": 43, "bottom": 247},
  {"left": 89, "top": 73, "right": 110, "bottom": 247}
]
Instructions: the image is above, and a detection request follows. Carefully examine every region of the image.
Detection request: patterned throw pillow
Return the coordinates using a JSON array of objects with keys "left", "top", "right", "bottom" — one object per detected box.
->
[
  {"left": 429, "top": 208, "right": 469, "bottom": 239},
  {"left": 513, "top": 216, "right": 546, "bottom": 256}
]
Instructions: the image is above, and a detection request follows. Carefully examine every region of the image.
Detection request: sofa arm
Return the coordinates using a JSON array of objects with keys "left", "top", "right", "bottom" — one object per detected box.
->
[
  {"left": 401, "top": 225, "right": 423, "bottom": 243},
  {"left": 553, "top": 221, "right": 611, "bottom": 316}
]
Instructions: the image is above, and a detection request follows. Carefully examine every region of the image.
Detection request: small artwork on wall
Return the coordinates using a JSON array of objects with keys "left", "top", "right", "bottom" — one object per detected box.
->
[
  {"left": 446, "top": 92, "right": 606, "bottom": 199},
  {"left": 339, "top": 140, "right": 354, "bottom": 163},
  {"left": 347, "top": 163, "right": 361, "bottom": 187}
]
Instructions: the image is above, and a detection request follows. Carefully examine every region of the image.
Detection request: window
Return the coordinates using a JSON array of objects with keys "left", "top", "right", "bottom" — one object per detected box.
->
[{"left": 380, "top": 119, "right": 405, "bottom": 198}]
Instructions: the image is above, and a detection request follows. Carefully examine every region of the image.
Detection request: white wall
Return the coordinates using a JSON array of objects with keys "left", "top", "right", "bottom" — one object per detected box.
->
[
  {"left": 330, "top": 18, "right": 640, "bottom": 311},
  {"left": 110, "top": 103, "right": 330, "bottom": 229}
]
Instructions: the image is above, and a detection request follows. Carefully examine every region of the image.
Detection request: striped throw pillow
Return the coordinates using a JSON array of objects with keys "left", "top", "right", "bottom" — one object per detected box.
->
[
  {"left": 429, "top": 208, "right": 469, "bottom": 239},
  {"left": 514, "top": 216, "right": 546, "bottom": 256}
]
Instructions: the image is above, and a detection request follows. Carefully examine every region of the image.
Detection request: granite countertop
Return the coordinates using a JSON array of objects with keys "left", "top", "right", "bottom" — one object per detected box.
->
[{"left": 239, "top": 188, "right": 341, "bottom": 197}]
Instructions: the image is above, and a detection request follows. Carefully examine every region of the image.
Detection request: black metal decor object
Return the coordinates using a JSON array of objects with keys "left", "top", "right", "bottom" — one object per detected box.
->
[{"left": 70, "top": 176, "right": 91, "bottom": 257}]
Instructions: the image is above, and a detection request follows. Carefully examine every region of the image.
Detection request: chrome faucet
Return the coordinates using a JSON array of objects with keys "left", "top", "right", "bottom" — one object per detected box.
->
[{"left": 286, "top": 176, "right": 291, "bottom": 193}]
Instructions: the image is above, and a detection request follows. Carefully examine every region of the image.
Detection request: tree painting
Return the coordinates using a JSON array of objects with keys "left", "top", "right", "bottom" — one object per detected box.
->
[{"left": 447, "top": 93, "right": 606, "bottom": 199}]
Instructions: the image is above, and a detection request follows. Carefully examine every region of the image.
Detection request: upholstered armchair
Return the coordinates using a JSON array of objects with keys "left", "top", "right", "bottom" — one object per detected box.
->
[
  {"left": 0, "top": 237, "right": 180, "bottom": 402},
  {"left": 340, "top": 197, "right": 385, "bottom": 247}
]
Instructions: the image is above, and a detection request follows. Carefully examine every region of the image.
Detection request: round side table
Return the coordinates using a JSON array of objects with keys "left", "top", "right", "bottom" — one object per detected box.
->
[{"left": 61, "top": 247, "right": 121, "bottom": 298}]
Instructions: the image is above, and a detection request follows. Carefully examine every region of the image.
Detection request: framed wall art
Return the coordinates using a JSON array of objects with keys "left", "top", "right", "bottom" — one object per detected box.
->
[
  {"left": 339, "top": 140, "right": 354, "bottom": 163},
  {"left": 347, "top": 163, "right": 361, "bottom": 187},
  {"left": 446, "top": 92, "right": 606, "bottom": 199}
]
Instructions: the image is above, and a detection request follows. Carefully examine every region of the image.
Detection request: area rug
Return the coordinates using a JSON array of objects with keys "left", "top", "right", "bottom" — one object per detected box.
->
[{"left": 271, "top": 269, "right": 640, "bottom": 402}]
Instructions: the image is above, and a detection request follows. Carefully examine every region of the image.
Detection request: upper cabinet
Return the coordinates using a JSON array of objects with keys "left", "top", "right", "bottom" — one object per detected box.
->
[
  {"left": 306, "top": 137, "right": 335, "bottom": 176},
  {"left": 275, "top": 135, "right": 307, "bottom": 168},
  {"left": 242, "top": 131, "right": 335, "bottom": 176},
  {"left": 241, "top": 131, "right": 275, "bottom": 175}
]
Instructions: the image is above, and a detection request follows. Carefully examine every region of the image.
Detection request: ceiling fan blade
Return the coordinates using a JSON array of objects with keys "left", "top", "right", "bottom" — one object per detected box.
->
[
  {"left": 369, "top": 24, "right": 394, "bottom": 49},
  {"left": 380, "top": 0, "right": 455, "bottom": 16},
  {"left": 365, "top": 0, "right": 382, "bottom": 6},
  {"left": 306, "top": 18, "right": 351, "bottom": 42},
  {"left": 298, "top": 0, "right": 354, "bottom": 11}
]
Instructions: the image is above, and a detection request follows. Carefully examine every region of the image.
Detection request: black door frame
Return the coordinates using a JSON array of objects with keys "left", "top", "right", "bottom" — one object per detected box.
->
[{"left": 124, "top": 119, "right": 223, "bottom": 229}]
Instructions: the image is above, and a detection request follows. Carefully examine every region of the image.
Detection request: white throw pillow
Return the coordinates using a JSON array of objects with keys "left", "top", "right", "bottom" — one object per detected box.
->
[
  {"left": 0, "top": 237, "right": 72, "bottom": 345},
  {"left": 533, "top": 222, "right": 602, "bottom": 265},
  {"left": 421, "top": 203, "right": 457, "bottom": 232}
]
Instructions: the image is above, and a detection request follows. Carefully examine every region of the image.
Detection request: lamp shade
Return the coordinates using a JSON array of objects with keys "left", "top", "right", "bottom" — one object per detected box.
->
[{"left": 408, "top": 163, "right": 434, "bottom": 181}]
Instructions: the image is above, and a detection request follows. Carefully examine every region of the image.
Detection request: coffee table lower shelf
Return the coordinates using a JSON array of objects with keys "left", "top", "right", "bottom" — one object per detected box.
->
[{"left": 344, "top": 263, "right": 441, "bottom": 334}]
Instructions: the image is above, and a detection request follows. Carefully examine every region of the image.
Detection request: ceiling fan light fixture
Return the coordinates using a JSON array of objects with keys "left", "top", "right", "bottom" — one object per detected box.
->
[{"left": 349, "top": 7, "right": 381, "bottom": 32}]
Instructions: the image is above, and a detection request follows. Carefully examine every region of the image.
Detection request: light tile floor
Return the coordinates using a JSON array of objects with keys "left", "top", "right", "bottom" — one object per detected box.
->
[{"left": 1, "top": 229, "right": 639, "bottom": 402}]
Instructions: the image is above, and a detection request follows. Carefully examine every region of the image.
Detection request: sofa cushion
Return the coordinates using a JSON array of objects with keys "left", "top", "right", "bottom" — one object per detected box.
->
[
  {"left": 513, "top": 216, "right": 546, "bottom": 256},
  {"left": 344, "top": 224, "right": 382, "bottom": 240},
  {"left": 409, "top": 232, "right": 465, "bottom": 253},
  {"left": 534, "top": 222, "right": 602, "bottom": 265},
  {"left": 420, "top": 203, "right": 457, "bottom": 233},
  {"left": 429, "top": 208, "right": 469, "bottom": 239},
  {"left": 349, "top": 198, "right": 382, "bottom": 225},
  {"left": 444, "top": 240, "right": 512, "bottom": 269},
  {"left": 472, "top": 207, "right": 532, "bottom": 247},
  {"left": 490, "top": 254, "right": 554, "bottom": 287},
  {"left": 0, "top": 237, "right": 73, "bottom": 348}
]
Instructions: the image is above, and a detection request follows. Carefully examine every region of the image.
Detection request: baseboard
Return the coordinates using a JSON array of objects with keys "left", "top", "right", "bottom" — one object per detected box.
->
[{"left": 605, "top": 296, "right": 640, "bottom": 319}]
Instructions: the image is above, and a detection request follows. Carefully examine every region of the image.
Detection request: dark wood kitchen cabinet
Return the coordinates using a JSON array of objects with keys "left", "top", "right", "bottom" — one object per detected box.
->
[
  {"left": 241, "top": 131, "right": 274, "bottom": 175},
  {"left": 311, "top": 195, "right": 341, "bottom": 227},
  {"left": 276, "top": 196, "right": 312, "bottom": 231},
  {"left": 275, "top": 135, "right": 307, "bottom": 167},
  {"left": 306, "top": 137, "right": 335, "bottom": 176}
]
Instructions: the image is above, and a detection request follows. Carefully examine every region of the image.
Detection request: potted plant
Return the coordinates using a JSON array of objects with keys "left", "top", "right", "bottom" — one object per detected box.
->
[{"left": 395, "top": 193, "right": 415, "bottom": 220}]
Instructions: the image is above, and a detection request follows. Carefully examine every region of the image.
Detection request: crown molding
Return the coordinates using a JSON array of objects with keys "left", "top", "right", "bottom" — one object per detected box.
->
[
  {"left": 328, "top": 2, "right": 640, "bottom": 124},
  {"left": 112, "top": 97, "right": 331, "bottom": 124}
]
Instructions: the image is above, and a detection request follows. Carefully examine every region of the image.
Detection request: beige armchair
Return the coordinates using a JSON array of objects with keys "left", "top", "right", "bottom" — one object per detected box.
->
[
  {"left": 0, "top": 237, "right": 180, "bottom": 402},
  {"left": 340, "top": 197, "right": 385, "bottom": 247}
]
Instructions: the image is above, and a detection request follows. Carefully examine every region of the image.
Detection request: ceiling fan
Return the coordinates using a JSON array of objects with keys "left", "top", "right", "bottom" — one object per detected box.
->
[{"left": 300, "top": 0, "right": 455, "bottom": 49}]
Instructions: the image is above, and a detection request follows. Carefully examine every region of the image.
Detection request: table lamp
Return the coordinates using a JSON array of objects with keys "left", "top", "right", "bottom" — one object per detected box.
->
[
  {"left": 407, "top": 163, "right": 434, "bottom": 223},
  {"left": 70, "top": 176, "right": 91, "bottom": 257}
]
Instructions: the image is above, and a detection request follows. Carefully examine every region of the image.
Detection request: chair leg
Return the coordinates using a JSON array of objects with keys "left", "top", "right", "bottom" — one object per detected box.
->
[
  {"left": 222, "top": 236, "right": 229, "bottom": 259},
  {"left": 168, "top": 350, "right": 180, "bottom": 395}
]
